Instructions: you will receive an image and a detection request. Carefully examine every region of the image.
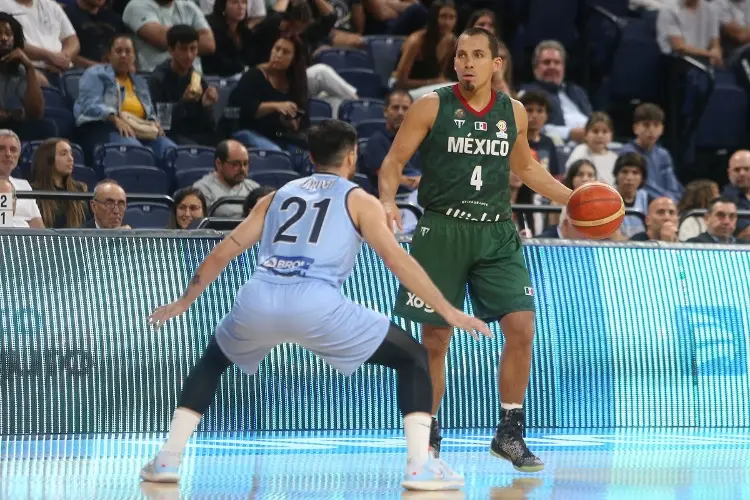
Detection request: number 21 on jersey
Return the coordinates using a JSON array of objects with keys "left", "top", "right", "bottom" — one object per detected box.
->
[{"left": 471, "top": 165, "right": 483, "bottom": 191}]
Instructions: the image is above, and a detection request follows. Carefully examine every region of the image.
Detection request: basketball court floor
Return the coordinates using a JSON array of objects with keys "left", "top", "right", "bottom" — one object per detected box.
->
[{"left": 2, "top": 428, "right": 749, "bottom": 499}]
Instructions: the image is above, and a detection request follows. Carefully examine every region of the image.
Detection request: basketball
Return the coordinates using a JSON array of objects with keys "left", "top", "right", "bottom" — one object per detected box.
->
[{"left": 566, "top": 182, "right": 625, "bottom": 240}]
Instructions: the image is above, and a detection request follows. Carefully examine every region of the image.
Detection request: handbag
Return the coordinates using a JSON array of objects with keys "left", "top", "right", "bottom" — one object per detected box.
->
[{"left": 120, "top": 111, "right": 160, "bottom": 141}]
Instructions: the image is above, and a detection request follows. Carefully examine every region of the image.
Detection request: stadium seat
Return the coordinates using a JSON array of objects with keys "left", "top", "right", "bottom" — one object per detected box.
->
[
  {"left": 249, "top": 149, "right": 295, "bottom": 172},
  {"left": 309, "top": 99, "right": 333, "bottom": 122},
  {"left": 694, "top": 73, "right": 748, "bottom": 150},
  {"left": 42, "top": 86, "right": 69, "bottom": 110},
  {"left": 43, "top": 107, "right": 76, "bottom": 139},
  {"left": 72, "top": 165, "right": 100, "bottom": 190},
  {"left": 314, "top": 48, "right": 372, "bottom": 72},
  {"left": 164, "top": 146, "right": 215, "bottom": 172},
  {"left": 338, "top": 99, "right": 385, "bottom": 124},
  {"left": 366, "top": 36, "right": 404, "bottom": 87},
  {"left": 22, "top": 141, "right": 85, "bottom": 166},
  {"left": 353, "top": 173, "right": 374, "bottom": 193},
  {"left": 355, "top": 119, "right": 385, "bottom": 139},
  {"left": 337, "top": 69, "right": 384, "bottom": 99},
  {"left": 175, "top": 167, "right": 212, "bottom": 189},
  {"left": 123, "top": 203, "right": 171, "bottom": 228},
  {"left": 94, "top": 144, "right": 156, "bottom": 170},
  {"left": 250, "top": 169, "right": 300, "bottom": 188},
  {"left": 62, "top": 69, "right": 85, "bottom": 102},
  {"left": 356, "top": 138, "right": 368, "bottom": 172},
  {"left": 104, "top": 165, "right": 170, "bottom": 194}
]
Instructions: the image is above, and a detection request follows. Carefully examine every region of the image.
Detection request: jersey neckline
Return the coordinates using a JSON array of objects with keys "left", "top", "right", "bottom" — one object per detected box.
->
[{"left": 451, "top": 84, "right": 496, "bottom": 118}]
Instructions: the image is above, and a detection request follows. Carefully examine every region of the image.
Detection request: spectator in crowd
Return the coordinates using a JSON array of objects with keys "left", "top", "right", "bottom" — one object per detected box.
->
[
  {"left": 29, "top": 138, "right": 88, "bottom": 228},
  {"left": 510, "top": 171, "right": 536, "bottom": 234},
  {"left": 687, "top": 196, "right": 748, "bottom": 243},
  {"left": 65, "top": 0, "right": 125, "bottom": 68},
  {"left": 327, "top": 0, "right": 366, "bottom": 49},
  {"left": 520, "top": 40, "right": 592, "bottom": 144},
  {"left": 619, "top": 103, "right": 683, "bottom": 202},
  {"left": 229, "top": 36, "right": 310, "bottom": 153},
  {"left": 242, "top": 184, "right": 274, "bottom": 216},
  {"left": 193, "top": 139, "right": 260, "bottom": 217},
  {"left": 678, "top": 179, "right": 719, "bottom": 241},
  {"left": 614, "top": 152, "right": 650, "bottom": 238},
  {"left": 363, "top": 89, "right": 420, "bottom": 192},
  {"left": 565, "top": 112, "right": 618, "bottom": 186},
  {"left": 536, "top": 208, "right": 581, "bottom": 239},
  {"left": 723, "top": 149, "right": 750, "bottom": 238},
  {"left": 547, "top": 158, "right": 597, "bottom": 226},
  {"left": 362, "top": 0, "right": 429, "bottom": 36},
  {"left": 122, "top": 0, "right": 215, "bottom": 72},
  {"left": 657, "top": 0, "right": 723, "bottom": 66},
  {"left": 463, "top": 9, "right": 514, "bottom": 96},
  {"left": 0, "top": 0, "right": 80, "bottom": 82},
  {"left": 0, "top": 177, "right": 18, "bottom": 226},
  {"left": 519, "top": 90, "right": 561, "bottom": 179},
  {"left": 716, "top": 0, "right": 750, "bottom": 63},
  {"left": 148, "top": 25, "right": 219, "bottom": 146},
  {"left": 74, "top": 34, "right": 176, "bottom": 165},
  {"left": 169, "top": 186, "right": 207, "bottom": 228},
  {"left": 0, "top": 128, "right": 43, "bottom": 227},
  {"left": 391, "top": 0, "right": 456, "bottom": 99},
  {"left": 199, "top": 0, "right": 267, "bottom": 22},
  {"left": 629, "top": 196, "right": 680, "bottom": 241},
  {"left": 203, "top": 0, "right": 256, "bottom": 76},
  {"left": 86, "top": 179, "right": 130, "bottom": 228},
  {"left": 0, "top": 14, "right": 49, "bottom": 141}
]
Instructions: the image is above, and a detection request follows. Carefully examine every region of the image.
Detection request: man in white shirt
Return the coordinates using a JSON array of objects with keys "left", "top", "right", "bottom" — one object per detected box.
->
[
  {"left": 657, "top": 0, "right": 723, "bottom": 65},
  {"left": 0, "top": 0, "right": 80, "bottom": 75},
  {"left": 0, "top": 128, "right": 43, "bottom": 228}
]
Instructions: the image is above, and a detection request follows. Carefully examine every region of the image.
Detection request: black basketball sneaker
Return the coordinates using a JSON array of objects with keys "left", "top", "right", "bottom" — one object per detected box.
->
[
  {"left": 490, "top": 408, "right": 544, "bottom": 472},
  {"left": 429, "top": 417, "right": 443, "bottom": 458}
]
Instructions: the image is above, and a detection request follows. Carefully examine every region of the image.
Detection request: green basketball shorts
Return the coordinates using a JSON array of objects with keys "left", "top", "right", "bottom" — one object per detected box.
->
[{"left": 393, "top": 211, "right": 535, "bottom": 326}]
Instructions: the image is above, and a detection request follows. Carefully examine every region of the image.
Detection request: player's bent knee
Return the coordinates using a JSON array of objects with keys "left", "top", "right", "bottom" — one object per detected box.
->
[
  {"left": 500, "top": 311, "right": 535, "bottom": 347},
  {"left": 421, "top": 325, "right": 453, "bottom": 352}
]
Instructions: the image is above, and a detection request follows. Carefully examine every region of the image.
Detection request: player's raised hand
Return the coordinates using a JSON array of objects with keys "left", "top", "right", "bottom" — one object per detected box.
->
[
  {"left": 443, "top": 308, "right": 493, "bottom": 340},
  {"left": 382, "top": 201, "right": 403, "bottom": 232},
  {"left": 148, "top": 299, "right": 190, "bottom": 329}
]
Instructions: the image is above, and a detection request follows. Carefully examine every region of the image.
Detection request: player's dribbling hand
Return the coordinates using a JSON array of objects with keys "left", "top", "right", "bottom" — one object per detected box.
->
[
  {"left": 148, "top": 299, "right": 190, "bottom": 329},
  {"left": 443, "top": 309, "right": 493, "bottom": 340},
  {"left": 382, "top": 201, "right": 403, "bottom": 232}
]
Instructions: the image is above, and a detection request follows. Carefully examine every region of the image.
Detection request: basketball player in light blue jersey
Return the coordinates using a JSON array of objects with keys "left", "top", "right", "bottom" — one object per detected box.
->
[{"left": 141, "top": 120, "right": 492, "bottom": 491}]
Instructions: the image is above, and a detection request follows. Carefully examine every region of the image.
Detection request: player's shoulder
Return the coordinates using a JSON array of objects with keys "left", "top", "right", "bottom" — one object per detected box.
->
[
  {"left": 508, "top": 97, "right": 528, "bottom": 125},
  {"left": 408, "top": 91, "right": 441, "bottom": 118}
]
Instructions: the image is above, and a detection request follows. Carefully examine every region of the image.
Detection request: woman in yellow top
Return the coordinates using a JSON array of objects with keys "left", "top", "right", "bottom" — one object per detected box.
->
[{"left": 74, "top": 34, "right": 176, "bottom": 167}]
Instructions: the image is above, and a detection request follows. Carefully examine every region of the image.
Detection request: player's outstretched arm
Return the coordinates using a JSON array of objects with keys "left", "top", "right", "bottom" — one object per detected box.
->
[
  {"left": 509, "top": 99, "right": 573, "bottom": 206},
  {"left": 148, "top": 193, "right": 275, "bottom": 328},
  {"left": 350, "top": 188, "right": 492, "bottom": 339},
  {"left": 378, "top": 93, "right": 439, "bottom": 230}
]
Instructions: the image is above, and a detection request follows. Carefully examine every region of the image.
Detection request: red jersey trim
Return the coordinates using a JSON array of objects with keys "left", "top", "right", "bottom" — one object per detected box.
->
[{"left": 452, "top": 84, "right": 496, "bottom": 118}]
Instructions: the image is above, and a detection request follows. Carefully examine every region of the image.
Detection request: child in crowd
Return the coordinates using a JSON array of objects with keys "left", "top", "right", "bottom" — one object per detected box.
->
[{"left": 565, "top": 112, "right": 618, "bottom": 186}]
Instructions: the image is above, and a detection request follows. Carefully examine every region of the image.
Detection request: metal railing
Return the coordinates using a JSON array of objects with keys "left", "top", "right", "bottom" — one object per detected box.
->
[{"left": 15, "top": 190, "right": 175, "bottom": 207}]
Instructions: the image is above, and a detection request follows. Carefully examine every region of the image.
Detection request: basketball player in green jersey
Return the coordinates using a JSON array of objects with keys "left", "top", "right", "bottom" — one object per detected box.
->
[{"left": 378, "top": 27, "right": 573, "bottom": 472}]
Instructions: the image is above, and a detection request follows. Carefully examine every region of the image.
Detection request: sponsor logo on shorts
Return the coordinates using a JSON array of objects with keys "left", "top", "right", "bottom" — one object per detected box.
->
[
  {"left": 420, "top": 227, "right": 430, "bottom": 236},
  {"left": 406, "top": 292, "right": 434, "bottom": 313},
  {"left": 524, "top": 287, "right": 533, "bottom": 296},
  {"left": 261, "top": 256, "right": 314, "bottom": 276}
]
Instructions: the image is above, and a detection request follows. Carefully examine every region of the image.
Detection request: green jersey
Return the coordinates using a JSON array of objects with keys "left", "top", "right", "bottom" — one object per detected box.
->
[{"left": 417, "top": 85, "right": 517, "bottom": 223}]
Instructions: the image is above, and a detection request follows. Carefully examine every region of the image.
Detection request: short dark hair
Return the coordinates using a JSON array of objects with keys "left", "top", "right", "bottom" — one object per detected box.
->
[
  {"left": 707, "top": 196, "right": 737, "bottom": 215},
  {"left": 613, "top": 152, "right": 648, "bottom": 184},
  {"left": 384, "top": 89, "right": 412, "bottom": 108},
  {"left": 457, "top": 27, "right": 500, "bottom": 58},
  {"left": 108, "top": 33, "right": 134, "bottom": 52},
  {"left": 214, "top": 139, "right": 246, "bottom": 164},
  {"left": 585, "top": 111, "right": 613, "bottom": 133},
  {"left": 167, "top": 25, "right": 199, "bottom": 48},
  {"left": 306, "top": 120, "right": 357, "bottom": 168},
  {"left": 0, "top": 13, "right": 25, "bottom": 51},
  {"left": 519, "top": 90, "right": 550, "bottom": 111},
  {"left": 633, "top": 103, "right": 665, "bottom": 125},
  {"left": 285, "top": 0, "right": 312, "bottom": 23},
  {"left": 243, "top": 186, "right": 275, "bottom": 217}
]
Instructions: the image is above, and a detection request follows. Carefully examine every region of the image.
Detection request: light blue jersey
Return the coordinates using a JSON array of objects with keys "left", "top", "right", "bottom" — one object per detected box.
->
[{"left": 254, "top": 173, "right": 363, "bottom": 288}]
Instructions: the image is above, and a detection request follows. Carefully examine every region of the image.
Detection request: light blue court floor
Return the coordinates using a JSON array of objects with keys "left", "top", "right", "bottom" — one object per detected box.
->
[{"left": 2, "top": 429, "right": 750, "bottom": 500}]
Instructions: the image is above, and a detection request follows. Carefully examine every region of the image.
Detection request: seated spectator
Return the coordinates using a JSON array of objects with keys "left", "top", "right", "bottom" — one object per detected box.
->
[
  {"left": 619, "top": 103, "right": 683, "bottom": 202},
  {"left": 242, "top": 184, "right": 274, "bottom": 216},
  {"left": 519, "top": 90, "right": 561, "bottom": 178},
  {"left": 0, "top": 14, "right": 50, "bottom": 141},
  {"left": 29, "top": 138, "right": 88, "bottom": 228},
  {"left": 0, "top": 128, "right": 43, "bottom": 227},
  {"left": 520, "top": 40, "right": 592, "bottom": 144},
  {"left": 0, "top": 177, "right": 18, "bottom": 226},
  {"left": 722, "top": 149, "right": 750, "bottom": 239},
  {"left": 193, "top": 139, "right": 260, "bottom": 217},
  {"left": 85, "top": 178, "right": 130, "bottom": 228},
  {"left": 229, "top": 36, "right": 310, "bottom": 153},
  {"left": 547, "top": 158, "right": 597, "bottom": 226},
  {"left": 614, "top": 152, "right": 651, "bottom": 238},
  {"left": 74, "top": 34, "right": 176, "bottom": 165},
  {"left": 566, "top": 112, "right": 618, "bottom": 186},
  {"left": 65, "top": 0, "right": 125, "bottom": 68},
  {"left": 537, "top": 208, "right": 581, "bottom": 239},
  {"left": 716, "top": 0, "right": 750, "bottom": 64},
  {"left": 362, "top": 89, "right": 420, "bottom": 192},
  {"left": 199, "top": 0, "right": 266, "bottom": 22},
  {"left": 629, "top": 196, "right": 679, "bottom": 241},
  {"left": 202, "top": 0, "right": 255, "bottom": 77},
  {"left": 391, "top": 0, "right": 456, "bottom": 100},
  {"left": 678, "top": 179, "right": 719, "bottom": 241},
  {"left": 0, "top": 0, "right": 79, "bottom": 82},
  {"left": 169, "top": 186, "right": 207, "bottom": 228},
  {"left": 657, "top": 0, "right": 722, "bottom": 66},
  {"left": 686, "top": 196, "right": 748, "bottom": 243},
  {"left": 327, "top": 0, "right": 366, "bottom": 49},
  {"left": 148, "top": 25, "right": 219, "bottom": 146},
  {"left": 122, "top": 0, "right": 215, "bottom": 73},
  {"left": 463, "top": 9, "right": 514, "bottom": 96},
  {"left": 362, "top": 0, "right": 429, "bottom": 36}
]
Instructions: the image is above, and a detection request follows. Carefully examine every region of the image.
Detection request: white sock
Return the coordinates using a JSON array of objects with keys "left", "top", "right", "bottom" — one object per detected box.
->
[
  {"left": 161, "top": 407, "right": 202, "bottom": 456},
  {"left": 501, "top": 402, "right": 523, "bottom": 411},
  {"left": 403, "top": 413, "right": 432, "bottom": 467}
]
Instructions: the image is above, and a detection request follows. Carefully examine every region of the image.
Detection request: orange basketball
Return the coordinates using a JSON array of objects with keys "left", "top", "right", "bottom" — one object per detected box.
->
[{"left": 566, "top": 182, "right": 625, "bottom": 240}]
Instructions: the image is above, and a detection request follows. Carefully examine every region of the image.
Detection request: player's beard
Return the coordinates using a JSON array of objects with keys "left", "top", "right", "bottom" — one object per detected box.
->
[{"left": 461, "top": 81, "right": 475, "bottom": 92}]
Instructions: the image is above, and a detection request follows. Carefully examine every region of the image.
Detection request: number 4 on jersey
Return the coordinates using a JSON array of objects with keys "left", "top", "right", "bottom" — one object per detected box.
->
[{"left": 470, "top": 165, "right": 483, "bottom": 191}]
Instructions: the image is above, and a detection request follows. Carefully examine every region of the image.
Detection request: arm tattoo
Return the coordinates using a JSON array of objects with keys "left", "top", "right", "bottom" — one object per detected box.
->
[
  {"left": 229, "top": 235, "right": 242, "bottom": 247},
  {"left": 190, "top": 274, "right": 201, "bottom": 287}
]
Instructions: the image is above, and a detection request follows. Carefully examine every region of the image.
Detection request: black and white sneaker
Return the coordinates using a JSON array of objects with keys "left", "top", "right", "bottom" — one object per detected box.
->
[
  {"left": 429, "top": 417, "right": 443, "bottom": 458},
  {"left": 489, "top": 408, "right": 544, "bottom": 473}
]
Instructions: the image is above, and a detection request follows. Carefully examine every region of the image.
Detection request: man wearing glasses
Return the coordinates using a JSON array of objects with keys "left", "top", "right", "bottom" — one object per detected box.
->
[
  {"left": 194, "top": 139, "right": 260, "bottom": 218},
  {"left": 86, "top": 179, "right": 131, "bottom": 229}
]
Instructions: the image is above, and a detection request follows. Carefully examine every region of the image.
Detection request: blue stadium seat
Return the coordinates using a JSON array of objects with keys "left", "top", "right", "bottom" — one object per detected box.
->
[
  {"left": 43, "top": 107, "right": 76, "bottom": 138},
  {"left": 694, "top": 72, "right": 748, "bottom": 150},
  {"left": 338, "top": 99, "right": 385, "bottom": 124},
  {"left": 72, "top": 166, "right": 100, "bottom": 190},
  {"left": 356, "top": 138, "right": 368, "bottom": 171},
  {"left": 605, "top": 13, "right": 662, "bottom": 103},
  {"left": 164, "top": 146, "right": 215, "bottom": 172},
  {"left": 175, "top": 167, "right": 212, "bottom": 189},
  {"left": 94, "top": 144, "right": 156, "bottom": 170},
  {"left": 205, "top": 75, "right": 240, "bottom": 123},
  {"left": 62, "top": 69, "right": 85, "bottom": 102},
  {"left": 42, "top": 86, "right": 69, "bottom": 110},
  {"left": 309, "top": 98, "right": 333, "bottom": 122},
  {"left": 249, "top": 149, "right": 294, "bottom": 172},
  {"left": 123, "top": 203, "right": 171, "bottom": 228},
  {"left": 366, "top": 36, "right": 404, "bottom": 87},
  {"left": 337, "top": 69, "right": 384, "bottom": 99},
  {"left": 355, "top": 119, "right": 385, "bottom": 139},
  {"left": 104, "top": 165, "right": 170, "bottom": 194},
  {"left": 353, "top": 173, "right": 374, "bottom": 193},
  {"left": 21, "top": 141, "right": 85, "bottom": 166},
  {"left": 314, "top": 48, "right": 372, "bottom": 71},
  {"left": 250, "top": 169, "right": 300, "bottom": 188}
]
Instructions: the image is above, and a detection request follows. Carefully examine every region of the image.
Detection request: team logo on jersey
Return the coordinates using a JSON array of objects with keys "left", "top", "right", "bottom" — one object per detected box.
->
[
  {"left": 454, "top": 109, "right": 465, "bottom": 118},
  {"left": 496, "top": 120, "right": 508, "bottom": 139},
  {"left": 454, "top": 119, "right": 465, "bottom": 128},
  {"left": 524, "top": 287, "right": 534, "bottom": 296},
  {"left": 475, "top": 121, "right": 487, "bottom": 131}
]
